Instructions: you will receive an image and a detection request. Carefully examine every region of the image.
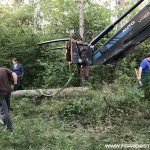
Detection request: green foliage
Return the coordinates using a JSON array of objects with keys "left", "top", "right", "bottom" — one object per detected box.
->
[
  {"left": 37, "top": 0, "right": 112, "bottom": 88},
  {"left": 1, "top": 0, "right": 149, "bottom": 88},
  {"left": 0, "top": 0, "right": 112, "bottom": 88},
  {"left": 0, "top": 6, "right": 42, "bottom": 87},
  {"left": 0, "top": 1, "right": 150, "bottom": 149},
  {"left": 0, "top": 83, "right": 149, "bottom": 149},
  {"left": 84, "top": 3, "right": 111, "bottom": 43}
]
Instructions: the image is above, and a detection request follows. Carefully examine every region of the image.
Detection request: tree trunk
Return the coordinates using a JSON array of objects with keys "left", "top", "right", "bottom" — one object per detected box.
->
[
  {"left": 12, "top": 87, "right": 89, "bottom": 98},
  {"left": 79, "top": 0, "right": 84, "bottom": 40}
]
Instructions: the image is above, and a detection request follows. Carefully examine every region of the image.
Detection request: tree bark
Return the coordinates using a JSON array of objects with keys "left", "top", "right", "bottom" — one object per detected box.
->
[
  {"left": 79, "top": 0, "right": 84, "bottom": 40},
  {"left": 12, "top": 87, "right": 89, "bottom": 98}
]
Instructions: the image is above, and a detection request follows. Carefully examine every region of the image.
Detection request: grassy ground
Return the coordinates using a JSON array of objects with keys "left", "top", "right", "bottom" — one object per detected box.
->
[{"left": 0, "top": 85, "right": 149, "bottom": 150}]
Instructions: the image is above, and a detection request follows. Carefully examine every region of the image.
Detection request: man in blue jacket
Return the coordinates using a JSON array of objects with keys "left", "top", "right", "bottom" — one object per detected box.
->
[{"left": 10, "top": 57, "right": 24, "bottom": 90}]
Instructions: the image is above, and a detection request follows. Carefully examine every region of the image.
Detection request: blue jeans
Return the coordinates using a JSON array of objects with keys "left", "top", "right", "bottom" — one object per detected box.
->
[{"left": 0, "top": 98, "right": 13, "bottom": 129}]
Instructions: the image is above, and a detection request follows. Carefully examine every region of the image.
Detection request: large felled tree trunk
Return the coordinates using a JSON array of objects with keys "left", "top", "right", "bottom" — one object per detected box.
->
[{"left": 11, "top": 87, "right": 89, "bottom": 98}]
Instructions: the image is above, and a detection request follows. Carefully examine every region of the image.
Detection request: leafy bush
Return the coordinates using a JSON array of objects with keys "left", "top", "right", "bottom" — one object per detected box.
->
[{"left": 0, "top": 81, "right": 149, "bottom": 149}]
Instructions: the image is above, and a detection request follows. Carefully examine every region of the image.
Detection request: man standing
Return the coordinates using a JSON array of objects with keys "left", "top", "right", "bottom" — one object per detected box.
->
[
  {"left": 0, "top": 67, "right": 17, "bottom": 131},
  {"left": 137, "top": 53, "right": 150, "bottom": 98},
  {"left": 10, "top": 57, "right": 24, "bottom": 90},
  {"left": 65, "top": 38, "right": 90, "bottom": 86},
  {"left": 78, "top": 45, "right": 90, "bottom": 86}
]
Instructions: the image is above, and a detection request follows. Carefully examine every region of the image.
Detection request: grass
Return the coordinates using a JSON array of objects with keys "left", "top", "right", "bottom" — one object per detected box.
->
[{"left": 0, "top": 84, "right": 149, "bottom": 150}]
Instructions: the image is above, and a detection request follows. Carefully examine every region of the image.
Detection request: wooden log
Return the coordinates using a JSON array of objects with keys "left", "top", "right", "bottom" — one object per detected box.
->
[{"left": 11, "top": 87, "right": 89, "bottom": 98}]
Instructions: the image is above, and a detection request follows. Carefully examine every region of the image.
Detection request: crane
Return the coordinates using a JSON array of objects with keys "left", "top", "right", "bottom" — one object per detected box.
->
[{"left": 38, "top": 0, "right": 150, "bottom": 67}]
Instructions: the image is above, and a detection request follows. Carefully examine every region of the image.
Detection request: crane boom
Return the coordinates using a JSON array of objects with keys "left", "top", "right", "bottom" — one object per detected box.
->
[{"left": 92, "top": 2, "right": 150, "bottom": 65}]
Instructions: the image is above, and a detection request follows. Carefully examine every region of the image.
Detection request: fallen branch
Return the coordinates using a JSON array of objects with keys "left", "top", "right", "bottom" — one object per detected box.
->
[{"left": 12, "top": 87, "right": 89, "bottom": 98}]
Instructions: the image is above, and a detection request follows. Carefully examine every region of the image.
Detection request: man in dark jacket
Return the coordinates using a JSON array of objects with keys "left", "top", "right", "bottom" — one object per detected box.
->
[
  {"left": 0, "top": 67, "right": 17, "bottom": 131},
  {"left": 78, "top": 45, "right": 91, "bottom": 86},
  {"left": 10, "top": 57, "right": 24, "bottom": 90}
]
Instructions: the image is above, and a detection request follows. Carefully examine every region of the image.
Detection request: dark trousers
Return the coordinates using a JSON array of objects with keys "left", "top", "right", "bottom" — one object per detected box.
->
[
  {"left": 0, "top": 93, "right": 11, "bottom": 111},
  {"left": 0, "top": 98, "right": 13, "bottom": 129},
  {"left": 141, "top": 75, "right": 150, "bottom": 99},
  {"left": 17, "top": 77, "right": 24, "bottom": 90},
  {"left": 77, "top": 64, "right": 89, "bottom": 86},
  {"left": 5, "top": 93, "right": 11, "bottom": 111}
]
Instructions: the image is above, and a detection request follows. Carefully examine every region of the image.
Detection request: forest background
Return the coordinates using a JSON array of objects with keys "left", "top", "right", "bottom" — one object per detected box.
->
[{"left": 0, "top": 0, "right": 149, "bottom": 149}]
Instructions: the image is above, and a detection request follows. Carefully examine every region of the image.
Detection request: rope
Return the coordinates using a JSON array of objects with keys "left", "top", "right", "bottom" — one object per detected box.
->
[{"left": 38, "top": 64, "right": 76, "bottom": 97}]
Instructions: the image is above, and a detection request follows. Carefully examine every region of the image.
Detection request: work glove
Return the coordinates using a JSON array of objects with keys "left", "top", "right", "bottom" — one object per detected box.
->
[{"left": 13, "top": 84, "right": 18, "bottom": 91}]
